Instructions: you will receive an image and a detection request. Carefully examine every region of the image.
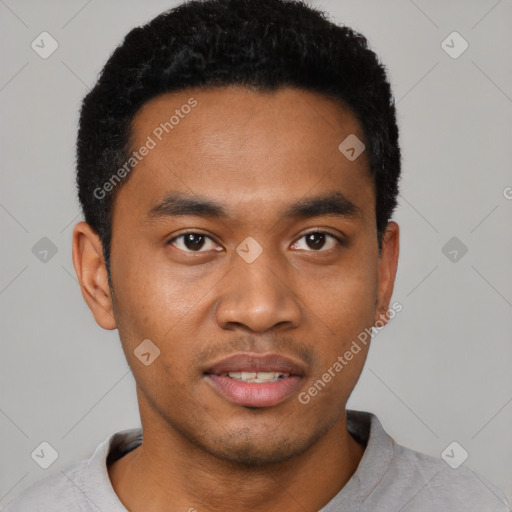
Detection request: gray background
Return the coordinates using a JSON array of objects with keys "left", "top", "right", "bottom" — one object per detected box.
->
[{"left": 1, "top": 0, "right": 511, "bottom": 506}]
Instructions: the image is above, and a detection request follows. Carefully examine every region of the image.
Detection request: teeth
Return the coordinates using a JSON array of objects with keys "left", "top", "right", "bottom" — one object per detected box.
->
[{"left": 225, "top": 371, "right": 290, "bottom": 383}]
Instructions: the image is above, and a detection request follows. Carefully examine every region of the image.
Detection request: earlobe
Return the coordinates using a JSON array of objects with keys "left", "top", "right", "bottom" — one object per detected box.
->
[
  {"left": 72, "top": 221, "right": 117, "bottom": 330},
  {"left": 374, "top": 221, "right": 400, "bottom": 326}
]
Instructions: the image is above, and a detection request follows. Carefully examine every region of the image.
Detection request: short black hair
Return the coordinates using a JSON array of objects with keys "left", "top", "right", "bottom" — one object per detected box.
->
[{"left": 76, "top": 0, "right": 401, "bottom": 287}]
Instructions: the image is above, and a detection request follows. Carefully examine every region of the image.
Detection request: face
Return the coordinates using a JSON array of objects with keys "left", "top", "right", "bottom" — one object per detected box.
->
[{"left": 74, "top": 86, "right": 399, "bottom": 466}]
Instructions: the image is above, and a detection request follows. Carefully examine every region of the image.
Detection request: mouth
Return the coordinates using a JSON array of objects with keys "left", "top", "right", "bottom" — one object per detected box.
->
[
  {"left": 203, "top": 353, "right": 306, "bottom": 408},
  {"left": 217, "top": 371, "right": 291, "bottom": 383}
]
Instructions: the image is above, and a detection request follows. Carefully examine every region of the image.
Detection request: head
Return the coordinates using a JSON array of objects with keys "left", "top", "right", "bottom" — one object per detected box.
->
[{"left": 73, "top": 0, "right": 400, "bottom": 466}]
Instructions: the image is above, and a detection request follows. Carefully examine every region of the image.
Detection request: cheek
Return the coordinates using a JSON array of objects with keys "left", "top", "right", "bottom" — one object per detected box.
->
[
  {"left": 110, "top": 242, "right": 218, "bottom": 381},
  {"left": 111, "top": 253, "right": 201, "bottom": 396},
  {"left": 299, "top": 248, "right": 377, "bottom": 395},
  {"left": 300, "top": 267, "right": 376, "bottom": 409},
  {"left": 304, "top": 250, "right": 377, "bottom": 337},
  {"left": 111, "top": 242, "right": 194, "bottom": 329},
  {"left": 330, "top": 274, "right": 376, "bottom": 337}
]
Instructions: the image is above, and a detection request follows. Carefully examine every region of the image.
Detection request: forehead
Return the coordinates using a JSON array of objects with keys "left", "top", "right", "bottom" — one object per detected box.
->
[{"left": 114, "top": 86, "right": 374, "bottom": 225}]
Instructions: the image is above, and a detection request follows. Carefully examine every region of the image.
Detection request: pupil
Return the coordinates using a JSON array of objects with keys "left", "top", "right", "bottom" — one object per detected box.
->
[
  {"left": 185, "top": 234, "right": 205, "bottom": 250},
  {"left": 307, "top": 233, "right": 325, "bottom": 250}
]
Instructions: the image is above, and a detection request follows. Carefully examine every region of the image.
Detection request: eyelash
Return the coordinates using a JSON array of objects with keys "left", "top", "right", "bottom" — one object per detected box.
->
[{"left": 166, "top": 230, "right": 346, "bottom": 253}]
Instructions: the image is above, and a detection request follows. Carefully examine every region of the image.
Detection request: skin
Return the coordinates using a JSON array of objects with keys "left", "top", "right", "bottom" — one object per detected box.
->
[{"left": 72, "top": 85, "right": 399, "bottom": 512}]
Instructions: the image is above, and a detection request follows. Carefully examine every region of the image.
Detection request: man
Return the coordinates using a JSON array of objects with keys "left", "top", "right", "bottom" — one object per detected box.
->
[{"left": 5, "top": 0, "right": 510, "bottom": 510}]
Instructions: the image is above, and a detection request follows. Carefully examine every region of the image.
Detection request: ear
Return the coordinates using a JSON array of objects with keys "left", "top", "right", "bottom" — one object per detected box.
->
[
  {"left": 373, "top": 221, "right": 400, "bottom": 326},
  {"left": 72, "top": 221, "right": 117, "bottom": 330}
]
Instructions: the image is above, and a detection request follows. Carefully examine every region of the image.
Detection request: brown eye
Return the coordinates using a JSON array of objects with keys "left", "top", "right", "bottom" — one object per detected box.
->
[
  {"left": 168, "top": 233, "right": 218, "bottom": 252},
  {"left": 291, "top": 231, "right": 343, "bottom": 252}
]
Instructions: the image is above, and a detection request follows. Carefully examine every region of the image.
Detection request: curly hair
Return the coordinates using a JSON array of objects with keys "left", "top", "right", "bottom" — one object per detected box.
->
[{"left": 76, "top": 0, "right": 401, "bottom": 286}]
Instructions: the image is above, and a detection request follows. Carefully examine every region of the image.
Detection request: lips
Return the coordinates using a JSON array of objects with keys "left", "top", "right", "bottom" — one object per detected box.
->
[{"left": 204, "top": 353, "right": 306, "bottom": 407}]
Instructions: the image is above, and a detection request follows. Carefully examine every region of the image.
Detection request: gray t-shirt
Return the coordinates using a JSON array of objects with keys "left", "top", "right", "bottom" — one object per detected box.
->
[{"left": 4, "top": 410, "right": 510, "bottom": 511}]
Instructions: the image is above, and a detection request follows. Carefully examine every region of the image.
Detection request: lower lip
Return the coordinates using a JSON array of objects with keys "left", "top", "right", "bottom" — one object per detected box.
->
[{"left": 205, "top": 374, "right": 302, "bottom": 407}]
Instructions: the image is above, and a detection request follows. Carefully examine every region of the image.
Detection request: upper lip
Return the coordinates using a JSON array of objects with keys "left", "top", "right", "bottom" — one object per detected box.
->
[{"left": 204, "top": 353, "right": 307, "bottom": 376}]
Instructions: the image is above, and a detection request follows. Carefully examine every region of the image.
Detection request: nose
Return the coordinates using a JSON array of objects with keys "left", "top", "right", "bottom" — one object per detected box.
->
[{"left": 214, "top": 244, "right": 302, "bottom": 333}]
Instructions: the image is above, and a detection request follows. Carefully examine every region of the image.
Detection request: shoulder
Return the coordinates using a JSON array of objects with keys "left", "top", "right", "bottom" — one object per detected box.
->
[
  {"left": 386, "top": 440, "right": 511, "bottom": 511},
  {"left": 3, "top": 428, "right": 141, "bottom": 512},
  {"left": 348, "top": 411, "right": 511, "bottom": 512},
  {"left": 3, "top": 461, "right": 86, "bottom": 512}
]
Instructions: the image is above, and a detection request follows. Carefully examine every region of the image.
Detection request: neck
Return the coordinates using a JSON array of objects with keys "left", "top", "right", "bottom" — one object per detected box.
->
[{"left": 109, "top": 406, "right": 364, "bottom": 512}]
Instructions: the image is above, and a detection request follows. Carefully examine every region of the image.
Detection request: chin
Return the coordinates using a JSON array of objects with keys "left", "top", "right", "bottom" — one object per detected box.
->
[
  {"left": 204, "top": 423, "right": 331, "bottom": 468},
  {"left": 219, "top": 442, "right": 300, "bottom": 467}
]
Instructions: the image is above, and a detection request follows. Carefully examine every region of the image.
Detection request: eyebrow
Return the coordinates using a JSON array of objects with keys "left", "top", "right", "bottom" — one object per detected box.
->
[{"left": 146, "top": 191, "right": 361, "bottom": 222}]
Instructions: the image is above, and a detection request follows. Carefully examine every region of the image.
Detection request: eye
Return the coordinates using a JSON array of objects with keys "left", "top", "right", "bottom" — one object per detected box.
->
[
  {"left": 167, "top": 232, "right": 220, "bottom": 252},
  {"left": 167, "top": 230, "right": 344, "bottom": 254},
  {"left": 291, "top": 231, "right": 344, "bottom": 252}
]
